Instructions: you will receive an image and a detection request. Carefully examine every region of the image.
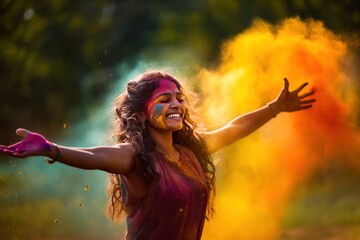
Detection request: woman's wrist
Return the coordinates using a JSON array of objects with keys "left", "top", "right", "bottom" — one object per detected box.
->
[
  {"left": 46, "top": 143, "right": 62, "bottom": 164},
  {"left": 267, "top": 101, "right": 283, "bottom": 118}
]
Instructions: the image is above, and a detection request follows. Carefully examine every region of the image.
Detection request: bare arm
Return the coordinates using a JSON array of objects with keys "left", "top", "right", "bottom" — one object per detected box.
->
[
  {"left": 48, "top": 144, "right": 135, "bottom": 174},
  {"left": 202, "top": 78, "right": 315, "bottom": 154},
  {"left": 203, "top": 105, "right": 275, "bottom": 153},
  {"left": 0, "top": 129, "right": 135, "bottom": 175}
]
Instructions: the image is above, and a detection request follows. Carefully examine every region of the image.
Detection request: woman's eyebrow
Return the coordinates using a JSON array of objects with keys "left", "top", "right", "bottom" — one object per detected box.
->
[{"left": 155, "top": 92, "right": 183, "bottom": 99}]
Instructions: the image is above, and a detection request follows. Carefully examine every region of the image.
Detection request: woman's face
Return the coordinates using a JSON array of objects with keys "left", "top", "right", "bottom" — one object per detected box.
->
[{"left": 145, "top": 80, "right": 186, "bottom": 132}]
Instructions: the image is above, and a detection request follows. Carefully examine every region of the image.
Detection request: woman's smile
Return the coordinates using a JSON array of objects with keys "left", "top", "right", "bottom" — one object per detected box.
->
[{"left": 166, "top": 113, "right": 181, "bottom": 119}]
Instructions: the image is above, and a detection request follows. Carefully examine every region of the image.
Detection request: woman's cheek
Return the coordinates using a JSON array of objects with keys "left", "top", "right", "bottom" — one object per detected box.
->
[
  {"left": 146, "top": 102, "right": 159, "bottom": 119},
  {"left": 148, "top": 104, "right": 167, "bottom": 128},
  {"left": 152, "top": 105, "right": 163, "bottom": 120}
]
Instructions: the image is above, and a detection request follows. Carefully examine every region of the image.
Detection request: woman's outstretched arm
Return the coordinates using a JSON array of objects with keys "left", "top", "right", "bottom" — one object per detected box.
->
[
  {"left": 202, "top": 78, "right": 315, "bottom": 154},
  {"left": 0, "top": 129, "right": 135, "bottom": 174}
]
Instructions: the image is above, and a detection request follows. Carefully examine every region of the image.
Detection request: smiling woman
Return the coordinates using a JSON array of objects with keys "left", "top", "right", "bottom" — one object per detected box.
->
[
  {"left": 103, "top": 71, "right": 216, "bottom": 239},
  {"left": 0, "top": 70, "right": 315, "bottom": 239}
]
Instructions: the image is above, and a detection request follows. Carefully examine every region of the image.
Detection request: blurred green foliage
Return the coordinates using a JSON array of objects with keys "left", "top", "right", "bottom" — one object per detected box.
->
[{"left": 1, "top": 0, "right": 359, "bottom": 144}]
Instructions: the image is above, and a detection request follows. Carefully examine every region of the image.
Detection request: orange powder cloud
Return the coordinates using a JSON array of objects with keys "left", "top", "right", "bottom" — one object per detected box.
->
[{"left": 198, "top": 18, "right": 359, "bottom": 240}]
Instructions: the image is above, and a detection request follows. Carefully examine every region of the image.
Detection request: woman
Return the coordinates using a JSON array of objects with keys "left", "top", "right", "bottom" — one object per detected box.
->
[{"left": 0, "top": 70, "right": 315, "bottom": 239}]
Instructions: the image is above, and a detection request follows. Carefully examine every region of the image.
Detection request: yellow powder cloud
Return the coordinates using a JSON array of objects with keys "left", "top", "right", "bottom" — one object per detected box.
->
[{"left": 199, "top": 18, "right": 359, "bottom": 240}]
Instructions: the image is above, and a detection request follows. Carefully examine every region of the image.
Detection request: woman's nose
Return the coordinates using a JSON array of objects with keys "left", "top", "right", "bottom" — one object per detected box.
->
[{"left": 170, "top": 98, "right": 181, "bottom": 108}]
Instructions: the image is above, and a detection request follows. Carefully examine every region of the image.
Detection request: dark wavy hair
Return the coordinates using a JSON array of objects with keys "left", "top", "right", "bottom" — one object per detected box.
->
[{"left": 107, "top": 70, "right": 216, "bottom": 222}]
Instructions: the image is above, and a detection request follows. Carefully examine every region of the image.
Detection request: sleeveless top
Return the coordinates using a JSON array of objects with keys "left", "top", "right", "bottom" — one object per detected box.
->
[{"left": 121, "top": 144, "right": 208, "bottom": 240}]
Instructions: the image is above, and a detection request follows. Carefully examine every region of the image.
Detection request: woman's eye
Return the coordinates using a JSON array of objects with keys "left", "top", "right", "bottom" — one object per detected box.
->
[{"left": 158, "top": 97, "right": 184, "bottom": 103}]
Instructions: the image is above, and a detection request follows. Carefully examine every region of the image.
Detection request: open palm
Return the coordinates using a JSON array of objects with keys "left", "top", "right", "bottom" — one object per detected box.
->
[
  {"left": 276, "top": 78, "right": 315, "bottom": 112},
  {"left": 0, "top": 129, "right": 51, "bottom": 158}
]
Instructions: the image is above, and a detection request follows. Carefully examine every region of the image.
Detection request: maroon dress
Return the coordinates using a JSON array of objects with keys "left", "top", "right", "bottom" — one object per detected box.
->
[{"left": 121, "top": 144, "right": 208, "bottom": 240}]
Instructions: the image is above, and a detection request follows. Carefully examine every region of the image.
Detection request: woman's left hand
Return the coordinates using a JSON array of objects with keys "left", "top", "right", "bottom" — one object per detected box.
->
[
  {"left": 0, "top": 129, "right": 52, "bottom": 158},
  {"left": 272, "top": 77, "right": 315, "bottom": 113}
]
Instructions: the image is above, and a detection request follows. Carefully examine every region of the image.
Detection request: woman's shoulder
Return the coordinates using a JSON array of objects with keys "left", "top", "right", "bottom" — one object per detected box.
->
[{"left": 113, "top": 142, "right": 135, "bottom": 153}]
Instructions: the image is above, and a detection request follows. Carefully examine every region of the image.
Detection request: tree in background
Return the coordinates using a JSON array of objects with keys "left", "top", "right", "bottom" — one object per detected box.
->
[{"left": 0, "top": 0, "right": 358, "bottom": 143}]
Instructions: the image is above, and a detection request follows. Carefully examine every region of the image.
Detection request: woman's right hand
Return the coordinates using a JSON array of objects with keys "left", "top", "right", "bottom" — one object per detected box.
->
[{"left": 0, "top": 128, "right": 52, "bottom": 158}]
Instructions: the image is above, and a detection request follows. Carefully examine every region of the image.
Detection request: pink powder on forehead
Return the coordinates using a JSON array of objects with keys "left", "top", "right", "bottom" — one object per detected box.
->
[
  {"left": 153, "top": 78, "right": 179, "bottom": 92},
  {"left": 145, "top": 79, "right": 180, "bottom": 109}
]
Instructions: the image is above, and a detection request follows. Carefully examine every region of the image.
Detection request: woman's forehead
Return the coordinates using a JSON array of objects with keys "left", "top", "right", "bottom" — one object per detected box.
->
[{"left": 151, "top": 80, "right": 180, "bottom": 98}]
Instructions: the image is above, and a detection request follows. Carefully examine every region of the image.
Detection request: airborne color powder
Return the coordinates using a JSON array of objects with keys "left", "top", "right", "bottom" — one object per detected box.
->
[{"left": 198, "top": 18, "right": 359, "bottom": 240}]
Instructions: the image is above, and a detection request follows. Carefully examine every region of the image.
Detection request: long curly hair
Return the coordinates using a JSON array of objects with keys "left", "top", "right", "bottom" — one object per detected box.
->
[{"left": 107, "top": 70, "right": 216, "bottom": 222}]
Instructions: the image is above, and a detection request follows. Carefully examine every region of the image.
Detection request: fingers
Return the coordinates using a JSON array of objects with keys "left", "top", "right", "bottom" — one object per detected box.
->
[
  {"left": 0, "top": 145, "right": 12, "bottom": 152},
  {"left": 0, "top": 142, "right": 26, "bottom": 154},
  {"left": 0, "top": 146, "right": 9, "bottom": 156},
  {"left": 299, "top": 91, "right": 315, "bottom": 99},
  {"left": 0, "top": 146, "right": 11, "bottom": 153},
  {"left": 0, "top": 148, "right": 16, "bottom": 157},
  {"left": 300, "top": 99, "right": 316, "bottom": 104},
  {"left": 16, "top": 128, "right": 30, "bottom": 138},
  {"left": 283, "top": 77, "right": 289, "bottom": 91},
  {"left": 294, "top": 82, "right": 309, "bottom": 93},
  {"left": 299, "top": 105, "right": 313, "bottom": 110},
  {"left": 2, "top": 147, "right": 24, "bottom": 154},
  {"left": 0, "top": 147, "right": 27, "bottom": 158}
]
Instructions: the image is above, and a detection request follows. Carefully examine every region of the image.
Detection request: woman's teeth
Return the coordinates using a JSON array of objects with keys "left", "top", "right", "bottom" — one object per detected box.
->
[{"left": 167, "top": 114, "right": 181, "bottom": 119}]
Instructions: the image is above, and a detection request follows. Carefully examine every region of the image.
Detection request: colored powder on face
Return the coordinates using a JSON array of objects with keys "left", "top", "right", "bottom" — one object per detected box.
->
[
  {"left": 146, "top": 80, "right": 182, "bottom": 129},
  {"left": 145, "top": 80, "right": 179, "bottom": 110},
  {"left": 153, "top": 104, "right": 167, "bottom": 128},
  {"left": 198, "top": 18, "right": 359, "bottom": 240},
  {"left": 146, "top": 103, "right": 166, "bottom": 129},
  {"left": 153, "top": 105, "right": 163, "bottom": 120}
]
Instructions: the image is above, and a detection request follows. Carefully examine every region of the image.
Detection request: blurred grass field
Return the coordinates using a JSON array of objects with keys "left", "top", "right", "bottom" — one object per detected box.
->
[
  {"left": 280, "top": 163, "right": 360, "bottom": 240},
  {"left": 0, "top": 158, "right": 124, "bottom": 240}
]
